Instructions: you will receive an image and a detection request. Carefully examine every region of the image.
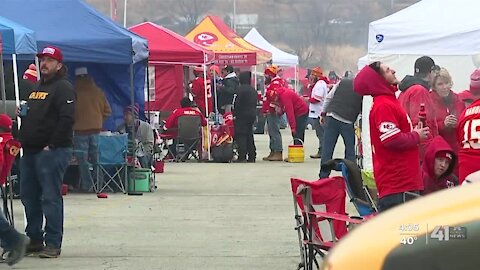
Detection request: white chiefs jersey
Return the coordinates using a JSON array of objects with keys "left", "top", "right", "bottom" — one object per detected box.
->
[{"left": 309, "top": 80, "right": 328, "bottom": 118}]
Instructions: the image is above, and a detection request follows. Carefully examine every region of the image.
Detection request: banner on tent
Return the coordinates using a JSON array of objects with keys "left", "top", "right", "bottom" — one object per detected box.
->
[{"left": 214, "top": 53, "right": 256, "bottom": 66}]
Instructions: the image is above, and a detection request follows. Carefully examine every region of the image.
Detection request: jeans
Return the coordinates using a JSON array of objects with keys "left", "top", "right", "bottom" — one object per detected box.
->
[
  {"left": 266, "top": 113, "right": 282, "bottom": 152},
  {"left": 234, "top": 117, "right": 257, "bottom": 161},
  {"left": 20, "top": 147, "right": 72, "bottom": 248},
  {"left": 138, "top": 154, "right": 152, "bottom": 168},
  {"left": 73, "top": 134, "right": 98, "bottom": 191},
  {"left": 310, "top": 117, "right": 324, "bottom": 153},
  {"left": 0, "top": 208, "right": 20, "bottom": 250},
  {"left": 293, "top": 114, "right": 308, "bottom": 145},
  {"left": 319, "top": 116, "right": 356, "bottom": 178},
  {"left": 378, "top": 191, "right": 420, "bottom": 212}
]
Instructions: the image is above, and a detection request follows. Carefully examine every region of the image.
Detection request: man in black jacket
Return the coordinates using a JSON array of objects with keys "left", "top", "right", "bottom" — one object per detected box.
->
[
  {"left": 218, "top": 65, "right": 239, "bottom": 113},
  {"left": 233, "top": 71, "right": 257, "bottom": 162},
  {"left": 18, "top": 46, "right": 75, "bottom": 258}
]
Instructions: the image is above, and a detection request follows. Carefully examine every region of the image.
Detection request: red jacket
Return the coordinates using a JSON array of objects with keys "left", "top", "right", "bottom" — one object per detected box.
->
[
  {"left": 457, "top": 98, "right": 480, "bottom": 183},
  {"left": 277, "top": 88, "right": 309, "bottom": 132},
  {"left": 398, "top": 83, "right": 439, "bottom": 163},
  {"left": 0, "top": 133, "right": 20, "bottom": 185},
  {"left": 191, "top": 77, "right": 213, "bottom": 116},
  {"left": 261, "top": 77, "right": 286, "bottom": 114},
  {"left": 430, "top": 91, "right": 465, "bottom": 155},
  {"left": 422, "top": 136, "right": 457, "bottom": 195},
  {"left": 354, "top": 66, "right": 423, "bottom": 198},
  {"left": 164, "top": 107, "right": 207, "bottom": 137}
]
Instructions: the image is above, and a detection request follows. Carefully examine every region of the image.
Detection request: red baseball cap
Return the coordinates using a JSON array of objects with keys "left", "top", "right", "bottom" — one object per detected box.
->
[
  {"left": 0, "top": 114, "right": 13, "bottom": 132},
  {"left": 37, "top": 46, "right": 63, "bottom": 63}
]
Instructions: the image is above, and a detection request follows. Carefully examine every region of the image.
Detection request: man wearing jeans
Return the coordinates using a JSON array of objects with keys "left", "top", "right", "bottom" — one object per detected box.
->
[
  {"left": 319, "top": 78, "right": 362, "bottom": 178},
  {"left": 18, "top": 46, "right": 75, "bottom": 258},
  {"left": 262, "top": 66, "right": 286, "bottom": 161},
  {"left": 73, "top": 67, "right": 111, "bottom": 192},
  {"left": 307, "top": 67, "right": 329, "bottom": 159}
]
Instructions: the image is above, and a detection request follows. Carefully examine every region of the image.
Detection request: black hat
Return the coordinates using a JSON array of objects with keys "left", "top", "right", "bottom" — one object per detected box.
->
[
  {"left": 305, "top": 69, "right": 312, "bottom": 78},
  {"left": 223, "top": 65, "right": 234, "bottom": 73},
  {"left": 414, "top": 56, "right": 435, "bottom": 75}
]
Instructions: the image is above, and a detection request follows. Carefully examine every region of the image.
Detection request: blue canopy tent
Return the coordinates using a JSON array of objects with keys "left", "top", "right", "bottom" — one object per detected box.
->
[
  {"left": 0, "top": 16, "right": 37, "bottom": 117},
  {"left": 0, "top": 0, "right": 149, "bottom": 130}
]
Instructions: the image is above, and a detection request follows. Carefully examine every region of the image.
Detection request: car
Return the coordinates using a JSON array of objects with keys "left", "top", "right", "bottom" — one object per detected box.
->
[{"left": 321, "top": 183, "right": 480, "bottom": 270}]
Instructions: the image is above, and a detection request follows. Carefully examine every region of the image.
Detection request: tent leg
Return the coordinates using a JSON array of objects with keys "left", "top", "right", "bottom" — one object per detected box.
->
[
  {"left": 128, "top": 64, "right": 140, "bottom": 196},
  {"left": 0, "top": 51, "right": 6, "bottom": 113},
  {"left": 202, "top": 56, "right": 210, "bottom": 161},
  {"left": 12, "top": 55, "right": 21, "bottom": 127},
  {"left": 294, "top": 65, "right": 298, "bottom": 93},
  {"left": 146, "top": 63, "right": 151, "bottom": 123}
]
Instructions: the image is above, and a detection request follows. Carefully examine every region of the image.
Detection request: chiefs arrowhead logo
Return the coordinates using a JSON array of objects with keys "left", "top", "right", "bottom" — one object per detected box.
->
[{"left": 194, "top": 32, "right": 219, "bottom": 46}]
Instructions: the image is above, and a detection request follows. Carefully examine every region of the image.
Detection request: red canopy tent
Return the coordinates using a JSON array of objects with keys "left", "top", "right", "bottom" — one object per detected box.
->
[{"left": 130, "top": 22, "right": 215, "bottom": 113}]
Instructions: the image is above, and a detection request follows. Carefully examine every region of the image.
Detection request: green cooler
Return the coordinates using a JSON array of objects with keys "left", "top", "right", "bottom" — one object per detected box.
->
[{"left": 128, "top": 169, "right": 152, "bottom": 192}]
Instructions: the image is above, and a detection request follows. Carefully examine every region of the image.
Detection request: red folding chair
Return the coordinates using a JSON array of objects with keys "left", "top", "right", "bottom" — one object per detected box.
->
[{"left": 290, "top": 177, "right": 365, "bottom": 270}]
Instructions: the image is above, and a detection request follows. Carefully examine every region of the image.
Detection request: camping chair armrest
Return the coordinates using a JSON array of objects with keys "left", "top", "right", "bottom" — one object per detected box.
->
[
  {"left": 351, "top": 198, "right": 372, "bottom": 208},
  {"left": 307, "top": 211, "right": 363, "bottom": 224}
]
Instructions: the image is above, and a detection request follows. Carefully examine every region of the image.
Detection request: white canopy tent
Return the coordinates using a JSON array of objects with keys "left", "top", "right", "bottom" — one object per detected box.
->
[
  {"left": 244, "top": 28, "right": 300, "bottom": 90},
  {"left": 361, "top": 0, "right": 480, "bottom": 171}
]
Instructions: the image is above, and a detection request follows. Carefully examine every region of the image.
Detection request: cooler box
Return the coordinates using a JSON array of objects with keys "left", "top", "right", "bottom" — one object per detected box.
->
[{"left": 128, "top": 169, "right": 153, "bottom": 192}]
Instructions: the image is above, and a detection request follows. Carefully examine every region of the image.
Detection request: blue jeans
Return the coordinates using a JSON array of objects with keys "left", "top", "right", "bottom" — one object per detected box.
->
[
  {"left": 293, "top": 114, "right": 308, "bottom": 145},
  {"left": 266, "top": 113, "right": 283, "bottom": 152},
  {"left": 0, "top": 208, "right": 19, "bottom": 250},
  {"left": 310, "top": 117, "right": 324, "bottom": 153},
  {"left": 73, "top": 134, "right": 98, "bottom": 191},
  {"left": 319, "top": 116, "right": 355, "bottom": 178},
  {"left": 20, "top": 147, "right": 72, "bottom": 248}
]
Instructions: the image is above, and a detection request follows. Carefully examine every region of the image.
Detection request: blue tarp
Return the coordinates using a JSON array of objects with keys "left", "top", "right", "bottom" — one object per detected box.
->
[
  {"left": 0, "top": 0, "right": 149, "bottom": 130},
  {"left": 0, "top": 16, "right": 36, "bottom": 55}
]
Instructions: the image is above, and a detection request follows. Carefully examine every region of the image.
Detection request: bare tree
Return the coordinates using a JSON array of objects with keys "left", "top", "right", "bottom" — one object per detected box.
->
[{"left": 173, "top": 0, "right": 211, "bottom": 33}]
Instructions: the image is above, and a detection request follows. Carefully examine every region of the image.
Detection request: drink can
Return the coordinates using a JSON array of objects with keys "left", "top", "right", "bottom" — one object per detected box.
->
[{"left": 19, "top": 101, "right": 28, "bottom": 117}]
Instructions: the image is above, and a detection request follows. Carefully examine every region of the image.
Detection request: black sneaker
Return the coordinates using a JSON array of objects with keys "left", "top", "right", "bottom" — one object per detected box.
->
[
  {"left": 6, "top": 234, "right": 29, "bottom": 266},
  {"left": 26, "top": 240, "right": 44, "bottom": 255},
  {"left": 38, "top": 245, "right": 61, "bottom": 258}
]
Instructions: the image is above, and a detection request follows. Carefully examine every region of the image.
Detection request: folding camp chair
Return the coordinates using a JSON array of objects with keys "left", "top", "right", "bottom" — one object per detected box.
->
[
  {"left": 321, "top": 159, "right": 378, "bottom": 216},
  {"left": 290, "top": 177, "right": 364, "bottom": 270},
  {"left": 175, "top": 115, "right": 202, "bottom": 162},
  {"left": 96, "top": 134, "right": 128, "bottom": 193}
]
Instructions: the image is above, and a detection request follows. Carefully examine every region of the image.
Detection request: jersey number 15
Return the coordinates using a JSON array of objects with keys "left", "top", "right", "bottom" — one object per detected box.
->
[{"left": 463, "top": 119, "right": 480, "bottom": 149}]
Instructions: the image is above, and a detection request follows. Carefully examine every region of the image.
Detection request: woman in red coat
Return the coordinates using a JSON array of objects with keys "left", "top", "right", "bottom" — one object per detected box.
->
[{"left": 430, "top": 68, "right": 465, "bottom": 154}]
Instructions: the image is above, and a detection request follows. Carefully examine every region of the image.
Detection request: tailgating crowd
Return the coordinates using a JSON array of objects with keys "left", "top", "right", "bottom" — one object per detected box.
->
[
  {"left": 354, "top": 56, "right": 480, "bottom": 212},
  {"left": 2, "top": 43, "right": 480, "bottom": 266}
]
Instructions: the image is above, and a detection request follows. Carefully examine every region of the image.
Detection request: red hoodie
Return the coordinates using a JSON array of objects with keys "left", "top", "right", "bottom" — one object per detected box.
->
[
  {"left": 276, "top": 87, "right": 309, "bottom": 131},
  {"left": 354, "top": 66, "right": 423, "bottom": 198},
  {"left": 457, "top": 98, "right": 480, "bottom": 183},
  {"left": 191, "top": 76, "right": 213, "bottom": 116},
  {"left": 422, "top": 136, "right": 457, "bottom": 195},
  {"left": 430, "top": 91, "right": 465, "bottom": 153},
  {"left": 398, "top": 83, "right": 439, "bottom": 163},
  {"left": 164, "top": 107, "right": 207, "bottom": 137},
  {"left": 261, "top": 77, "right": 286, "bottom": 114}
]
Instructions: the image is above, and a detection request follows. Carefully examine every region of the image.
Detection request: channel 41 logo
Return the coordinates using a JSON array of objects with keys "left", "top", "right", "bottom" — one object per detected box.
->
[{"left": 430, "top": 226, "right": 467, "bottom": 241}]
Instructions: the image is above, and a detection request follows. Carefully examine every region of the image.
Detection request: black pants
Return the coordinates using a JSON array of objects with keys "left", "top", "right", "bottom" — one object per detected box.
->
[
  {"left": 234, "top": 117, "right": 256, "bottom": 161},
  {"left": 293, "top": 114, "right": 309, "bottom": 145},
  {"left": 378, "top": 190, "right": 420, "bottom": 212}
]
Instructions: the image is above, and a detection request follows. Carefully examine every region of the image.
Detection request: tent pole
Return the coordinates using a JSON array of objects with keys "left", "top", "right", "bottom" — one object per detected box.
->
[
  {"left": 294, "top": 65, "right": 298, "bottom": 93},
  {"left": 0, "top": 51, "right": 6, "bottom": 114},
  {"left": 254, "top": 65, "right": 257, "bottom": 90},
  {"left": 203, "top": 54, "right": 211, "bottom": 161},
  {"left": 146, "top": 63, "right": 150, "bottom": 123},
  {"left": 128, "top": 63, "right": 140, "bottom": 195},
  {"left": 12, "top": 55, "right": 21, "bottom": 127}
]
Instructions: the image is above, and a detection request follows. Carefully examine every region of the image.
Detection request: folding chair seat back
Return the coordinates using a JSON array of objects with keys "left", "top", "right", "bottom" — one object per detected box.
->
[
  {"left": 177, "top": 115, "right": 202, "bottom": 141},
  {"left": 97, "top": 134, "right": 128, "bottom": 165},
  {"left": 322, "top": 159, "right": 377, "bottom": 216},
  {"left": 291, "top": 177, "right": 349, "bottom": 242},
  {"left": 96, "top": 134, "right": 128, "bottom": 193}
]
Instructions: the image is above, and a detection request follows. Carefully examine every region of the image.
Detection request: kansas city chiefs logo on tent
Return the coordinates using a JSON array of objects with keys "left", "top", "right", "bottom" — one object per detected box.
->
[{"left": 194, "top": 32, "right": 219, "bottom": 46}]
